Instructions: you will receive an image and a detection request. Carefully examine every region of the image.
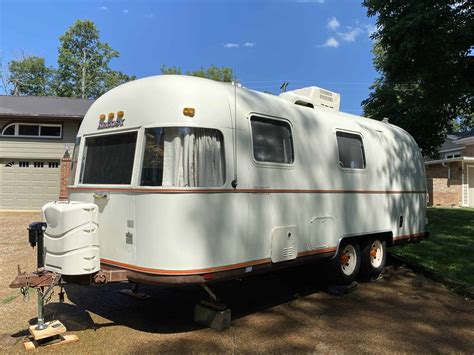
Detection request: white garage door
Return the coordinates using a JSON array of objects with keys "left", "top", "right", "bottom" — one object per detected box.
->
[{"left": 0, "top": 159, "right": 60, "bottom": 210}]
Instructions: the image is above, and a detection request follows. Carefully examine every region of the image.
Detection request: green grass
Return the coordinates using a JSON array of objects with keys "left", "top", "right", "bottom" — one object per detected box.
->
[
  {"left": 1, "top": 294, "right": 18, "bottom": 305},
  {"left": 391, "top": 207, "right": 474, "bottom": 286}
]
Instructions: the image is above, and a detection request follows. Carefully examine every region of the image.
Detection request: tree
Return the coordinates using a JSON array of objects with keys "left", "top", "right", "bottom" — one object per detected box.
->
[
  {"left": 362, "top": 0, "right": 473, "bottom": 156},
  {"left": 6, "top": 55, "right": 54, "bottom": 96},
  {"left": 56, "top": 20, "right": 134, "bottom": 98},
  {"left": 160, "top": 64, "right": 234, "bottom": 82},
  {"left": 160, "top": 65, "right": 182, "bottom": 75}
]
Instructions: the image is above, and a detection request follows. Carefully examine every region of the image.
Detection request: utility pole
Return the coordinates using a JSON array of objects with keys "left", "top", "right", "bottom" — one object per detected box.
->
[{"left": 81, "top": 48, "right": 87, "bottom": 98}]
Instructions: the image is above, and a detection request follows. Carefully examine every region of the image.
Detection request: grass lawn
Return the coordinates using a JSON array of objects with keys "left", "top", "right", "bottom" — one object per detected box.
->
[{"left": 391, "top": 207, "right": 474, "bottom": 286}]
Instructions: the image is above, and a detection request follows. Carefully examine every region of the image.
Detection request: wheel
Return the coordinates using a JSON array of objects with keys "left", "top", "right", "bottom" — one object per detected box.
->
[
  {"left": 327, "top": 242, "right": 361, "bottom": 285},
  {"left": 360, "top": 239, "right": 387, "bottom": 280}
]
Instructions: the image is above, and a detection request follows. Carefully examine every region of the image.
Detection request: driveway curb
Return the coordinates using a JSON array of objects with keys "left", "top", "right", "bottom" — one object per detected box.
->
[{"left": 388, "top": 253, "right": 474, "bottom": 299}]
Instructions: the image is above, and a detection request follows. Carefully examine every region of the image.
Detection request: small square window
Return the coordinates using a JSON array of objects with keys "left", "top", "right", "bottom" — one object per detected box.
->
[
  {"left": 336, "top": 131, "right": 366, "bottom": 169},
  {"left": 19, "top": 125, "right": 39, "bottom": 136},
  {"left": 251, "top": 116, "right": 294, "bottom": 164},
  {"left": 40, "top": 126, "right": 61, "bottom": 137}
]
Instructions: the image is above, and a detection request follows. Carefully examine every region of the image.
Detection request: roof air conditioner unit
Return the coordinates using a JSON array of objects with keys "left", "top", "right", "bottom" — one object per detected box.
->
[{"left": 280, "top": 86, "right": 340, "bottom": 111}]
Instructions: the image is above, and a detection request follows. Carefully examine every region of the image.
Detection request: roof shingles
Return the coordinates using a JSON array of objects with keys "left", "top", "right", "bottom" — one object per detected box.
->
[{"left": 0, "top": 95, "right": 93, "bottom": 118}]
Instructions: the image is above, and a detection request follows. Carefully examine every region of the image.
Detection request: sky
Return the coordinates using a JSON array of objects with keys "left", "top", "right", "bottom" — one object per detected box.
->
[{"left": 0, "top": 0, "right": 379, "bottom": 115}]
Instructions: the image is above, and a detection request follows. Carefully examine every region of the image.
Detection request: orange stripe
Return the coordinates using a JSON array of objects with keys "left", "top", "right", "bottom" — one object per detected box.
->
[
  {"left": 69, "top": 187, "right": 426, "bottom": 194},
  {"left": 100, "top": 257, "right": 271, "bottom": 275},
  {"left": 393, "top": 232, "right": 426, "bottom": 241},
  {"left": 298, "top": 246, "right": 337, "bottom": 257},
  {"left": 100, "top": 247, "right": 336, "bottom": 276}
]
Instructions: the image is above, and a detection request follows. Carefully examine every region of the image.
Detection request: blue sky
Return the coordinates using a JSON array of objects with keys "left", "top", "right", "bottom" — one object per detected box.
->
[{"left": 0, "top": 0, "right": 378, "bottom": 115}]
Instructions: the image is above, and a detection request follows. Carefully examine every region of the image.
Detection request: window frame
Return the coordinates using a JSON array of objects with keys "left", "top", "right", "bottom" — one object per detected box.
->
[
  {"left": 1, "top": 122, "right": 63, "bottom": 139},
  {"left": 445, "top": 152, "right": 461, "bottom": 159},
  {"left": 138, "top": 125, "right": 227, "bottom": 189},
  {"left": 248, "top": 113, "right": 295, "bottom": 169},
  {"left": 77, "top": 128, "right": 141, "bottom": 187},
  {"left": 334, "top": 129, "right": 367, "bottom": 172}
]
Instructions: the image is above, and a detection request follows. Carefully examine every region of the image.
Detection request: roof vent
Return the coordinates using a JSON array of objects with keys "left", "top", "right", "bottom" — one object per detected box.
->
[
  {"left": 279, "top": 92, "right": 315, "bottom": 108},
  {"left": 280, "top": 86, "right": 340, "bottom": 111}
]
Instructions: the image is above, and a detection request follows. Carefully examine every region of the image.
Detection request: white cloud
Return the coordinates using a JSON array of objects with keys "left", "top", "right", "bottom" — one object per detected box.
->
[
  {"left": 243, "top": 42, "right": 256, "bottom": 48},
  {"left": 99, "top": 5, "right": 108, "bottom": 11},
  {"left": 145, "top": 13, "right": 155, "bottom": 19},
  {"left": 224, "top": 43, "right": 239, "bottom": 48},
  {"left": 320, "top": 37, "right": 339, "bottom": 48},
  {"left": 337, "top": 28, "right": 362, "bottom": 42},
  {"left": 327, "top": 17, "right": 340, "bottom": 30},
  {"left": 123, "top": 9, "right": 129, "bottom": 14}
]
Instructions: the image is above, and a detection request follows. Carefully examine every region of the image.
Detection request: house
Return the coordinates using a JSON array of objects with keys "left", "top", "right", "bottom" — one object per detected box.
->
[
  {"left": 425, "top": 131, "right": 474, "bottom": 207},
  {"left": 0, "top": 96, "right": 93, "bottom": 210}
]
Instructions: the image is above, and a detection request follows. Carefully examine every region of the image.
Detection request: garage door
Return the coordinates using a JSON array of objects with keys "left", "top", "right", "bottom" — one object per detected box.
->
[{"left": 0, "top": 159, "right": 60, "bottom": 210}]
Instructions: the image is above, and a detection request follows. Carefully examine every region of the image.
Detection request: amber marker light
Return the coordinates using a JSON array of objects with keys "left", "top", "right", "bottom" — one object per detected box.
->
[
  {"left": 99, "top": 114, "right": 106, "bottom": 121},
  {"left": 183, "top": 107, "right": 195, "bottom": 117},
  {"left": 108, "top": 112, "right": 115, "bottom": 120},
  {"left": 117, "top": 111, "right": 125, "bottom": 119}
]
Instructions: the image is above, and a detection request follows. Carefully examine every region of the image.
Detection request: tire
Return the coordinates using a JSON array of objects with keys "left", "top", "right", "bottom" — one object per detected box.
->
[
  {"left": 360, "top": 239, "right": 387, "bottom": 280},
  {"left": 327, "top": 241, "right": 361, "bottom": 285}
]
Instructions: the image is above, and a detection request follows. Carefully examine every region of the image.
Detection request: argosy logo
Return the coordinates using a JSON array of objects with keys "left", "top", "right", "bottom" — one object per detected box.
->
[
  {"left": 98, "top": 119, "right": 125, "bottom": 130},
  {"left": 97, "top": 111, "right": 125, "bottom": 130}
]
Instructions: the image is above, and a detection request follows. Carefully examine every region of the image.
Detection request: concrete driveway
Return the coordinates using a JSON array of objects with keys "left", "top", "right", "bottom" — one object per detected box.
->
[{"left": 1, "top": 212, "right": 473, "bottom": 353}]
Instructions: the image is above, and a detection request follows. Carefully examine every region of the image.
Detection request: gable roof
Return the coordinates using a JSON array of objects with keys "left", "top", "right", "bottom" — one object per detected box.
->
[
  {"left": 0, "top": 95, "right": 94, "bottom": 119},
  {"left": 438, "top": 131, "right": 474, "bottom": 152}
]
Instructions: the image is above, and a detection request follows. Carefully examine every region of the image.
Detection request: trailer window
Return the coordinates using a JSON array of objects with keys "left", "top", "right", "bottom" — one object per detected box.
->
[
  {"left": 141, "top": 127, "right": 225, "bottom": 187},
  {"left": 251, "top": 116, "right": 294, "bottom": 164},
  {"left": 80, "top": 131, "right": 137, "bottom": 184},
  {"left": 336, "top": 131, "right": 366, "bottom": 169}
]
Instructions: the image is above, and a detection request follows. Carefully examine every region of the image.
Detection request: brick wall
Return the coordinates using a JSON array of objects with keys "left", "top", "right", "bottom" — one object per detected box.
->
[
  {"left": 463, "top": 143, "right": 474, "bottom": 157},
  {"left": 425, "top": 161, "right": 462, "bottom": 206},
  {"left": 59, "top": 151, "right": 71, "bottom": 201}
]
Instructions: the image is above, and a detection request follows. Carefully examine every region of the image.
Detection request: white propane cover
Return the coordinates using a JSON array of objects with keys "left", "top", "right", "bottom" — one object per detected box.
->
[
  {"left": 42, "top": 201, "right": 100, "bottom": 275},
  {"left": 271, "top": 225, "right": 297, "bottom": 263}
]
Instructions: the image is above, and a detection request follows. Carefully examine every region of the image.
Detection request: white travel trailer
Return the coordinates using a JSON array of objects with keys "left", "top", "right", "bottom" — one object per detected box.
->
[
  {"left": 9, "top": 75, "right": 429, "bottom": 333},
  {"left": 37, "top": 74, "right": 427, "bottom": 288}
]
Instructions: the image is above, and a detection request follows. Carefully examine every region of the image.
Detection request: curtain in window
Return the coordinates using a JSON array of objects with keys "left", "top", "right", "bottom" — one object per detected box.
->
[{"left": 162, "top": 128, "right": 225, "bottom": 187}]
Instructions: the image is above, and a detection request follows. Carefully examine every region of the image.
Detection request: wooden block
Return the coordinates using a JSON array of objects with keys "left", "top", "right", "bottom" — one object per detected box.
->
[
  {"left": 23, "top": 334, "right": 78, "bottom": 350},
  {"left": 28, "top": 320, "right": 66, "bottom": 340}
]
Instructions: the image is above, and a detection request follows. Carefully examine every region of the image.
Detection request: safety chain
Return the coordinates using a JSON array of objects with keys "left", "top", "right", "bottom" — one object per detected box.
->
[
  {"left": 43, "top": 272, "right": 58, "bottom": 304},
  {"left": 20, "top": 272, "right": 30, "bottom": 302},
  {"left": 45, "top": 289, "right": 54, "bottom": 304},
  {"left": 19, "top": 272, "right": 59, "bottom": 304}
]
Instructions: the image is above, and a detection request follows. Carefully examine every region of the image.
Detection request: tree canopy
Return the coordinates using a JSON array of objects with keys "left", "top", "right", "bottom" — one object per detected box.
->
[
  {"left": 56, "top": 20, "right": 135, "bottom": 98},
  {"left": 6, "top": 55, "right": 54, "bottom": 96},
  {"left": 160, "top": 65, "right": 234, "bottom": 82},
  {"left": 362, "top": 0, "right": 473, "bottom": 156},
  {"left": 1, "top": 20, "right": 134, "bottom": 99},
  {"left": 2, "top": 20, "right": 234, "bottom": 99}
]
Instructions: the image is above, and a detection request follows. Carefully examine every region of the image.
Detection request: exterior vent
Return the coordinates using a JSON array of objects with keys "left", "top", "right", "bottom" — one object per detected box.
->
[
  {"left": 280, "top": 86, "right": 340, "bottom": 111},
  {"left": 294, "top": 100, "right": 314, "bottom": 108}
]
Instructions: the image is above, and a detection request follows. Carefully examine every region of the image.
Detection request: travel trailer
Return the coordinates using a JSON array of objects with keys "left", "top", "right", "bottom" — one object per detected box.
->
[{"left": 11, "top": 75, "right": 428, "bottom": 331}]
